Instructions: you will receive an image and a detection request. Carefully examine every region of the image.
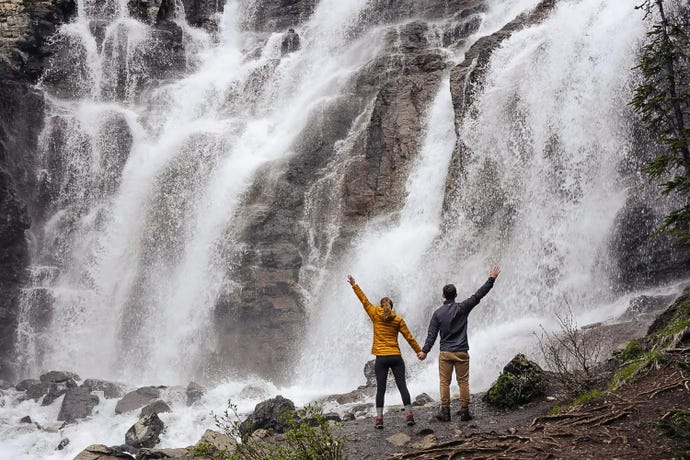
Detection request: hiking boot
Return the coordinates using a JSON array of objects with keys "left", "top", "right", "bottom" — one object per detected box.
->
[
  {"left": 374, "top": 416, "right": 384, "bottom": 429},
  {"left": 459, "top": 407, "right": 472, "bottom": 421},
  {"left": 405, "top": 412, "right": 415, "bottom": 426},
  {"left": 434, "top": 406, "right": 451, "bottom": 422}
]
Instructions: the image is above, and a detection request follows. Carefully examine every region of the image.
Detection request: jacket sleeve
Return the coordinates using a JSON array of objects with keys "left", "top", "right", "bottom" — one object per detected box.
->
[
  {"left": 460, "top": 277, "right": 495, "bottom": 313},
  {"left": 421, "top": 312, "right": 440, "bottom": 353},
  {"left": 399, "top": 318, "right": 422, "bottom": 353},
  {"left": 352, "top": 284, "right": 376, "bottom": 321}
]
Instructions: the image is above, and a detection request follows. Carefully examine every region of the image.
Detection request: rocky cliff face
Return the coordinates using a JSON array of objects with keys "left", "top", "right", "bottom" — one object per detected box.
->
[
  {"left": 213, "top": 3, "right": 483, "bottom": 381},
  {"left": 0, "top": 0, "right": 77, "bottom": 381},
  {"left": 2, "top": 0, "right": 690, "bottom": 384}
]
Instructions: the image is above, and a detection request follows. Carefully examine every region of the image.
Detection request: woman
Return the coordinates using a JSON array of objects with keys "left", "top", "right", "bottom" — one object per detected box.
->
[{"left": 347, "top": 274, "right": 422, "bottom": 429}]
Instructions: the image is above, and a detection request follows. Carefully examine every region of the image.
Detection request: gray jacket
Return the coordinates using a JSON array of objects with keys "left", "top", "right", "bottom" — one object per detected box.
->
[{"left": 421, "top": 277, "right": 495, "bottom": 353}]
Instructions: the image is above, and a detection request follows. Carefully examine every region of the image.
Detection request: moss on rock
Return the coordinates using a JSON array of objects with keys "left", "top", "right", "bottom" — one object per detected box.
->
[{"left": 485, "top": 354, "right": 546, "bottom": 409}]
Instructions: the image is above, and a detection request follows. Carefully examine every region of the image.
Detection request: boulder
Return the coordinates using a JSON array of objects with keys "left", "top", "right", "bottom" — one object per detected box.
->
[
  {"left": 56, "top": 438, "right": 69, "bottom": 450},
  {"left": 485, "top": 354, "right": 546, "bottom": 409},
  {"left": 72, "top": 444, "right": 134, "bottom": 460},
  {"left": 15, "top": 379, "right": 39, "bottom": 391},
  {"left": 124, "top": 413, "right": 165, "bottom": 449},
  {"left": 115, "top": 386, "right": 161, "bottom": 414},
  {"left": 195, "top": 429, "right": 237, "bottom": 456},
  {"left": 239, "top": 395, "right": 296, "bottom": 437},
  {"left": 412, "top": 393, "right": 434, "bottom": 406},
  {"left": 185, "top": 381, "right": 204, "bottom": 406},
  {"left": 24, "top": 381, "right": 51, "bottom": 401},
  {"left": 20, "top": 415, "right": 31, "bottom": 423},
  {"left": 57, "top": 387, "right": 99, "bottom": 422},
  {"left": 139, "top": 399, "right": 171, "bottom": 417},
  {"left": 82, "top": 379, "right": 124, "bottom": 399},
  {"left": 42, "top": 384, "right": 68, "bottom": 406},
  {"left": 0, "top": 379, "right": 12, "bottom": 390},
  {"left": 40, "top": 370, "right": 79, "bottom": 384}
]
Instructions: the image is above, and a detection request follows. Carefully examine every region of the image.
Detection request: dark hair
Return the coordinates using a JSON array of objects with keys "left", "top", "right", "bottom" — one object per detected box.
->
[
  {"left": 443, "top": 284, "right": 457, "bottom": 300},
  {"left": 380, "top": 297, "right": 394, "bottom": 321}
]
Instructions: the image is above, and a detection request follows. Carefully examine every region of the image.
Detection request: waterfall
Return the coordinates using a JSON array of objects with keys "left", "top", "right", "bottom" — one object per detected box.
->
[
  {"left": 17, "top": 0, "right": 385, "bottom": 384},
  {"left": 3, "top": 0, "right": 681, "bottom": 458},
  {"left": 296, "top": 0, "right": 656, "bottom": 396}
]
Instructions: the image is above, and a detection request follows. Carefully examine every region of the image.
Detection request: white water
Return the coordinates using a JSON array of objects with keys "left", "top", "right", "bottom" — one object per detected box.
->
[{"left": 2, "top": 0, "right": 679, "bottom": 458}]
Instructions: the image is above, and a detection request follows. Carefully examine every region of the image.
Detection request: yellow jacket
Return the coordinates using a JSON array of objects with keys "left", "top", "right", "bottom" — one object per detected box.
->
[{"left": 352, "top": 284, "right": 422, "bottom": 356}]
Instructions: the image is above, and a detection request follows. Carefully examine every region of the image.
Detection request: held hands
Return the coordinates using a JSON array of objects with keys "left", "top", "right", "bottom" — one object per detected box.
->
[
  {"left": 417, "top": 351, "right": 427, "bottom": 361},
  {"left": 489, "top": 265, "right": 501, "bottom": 279},
  {"left": 347, "top": 274, "right": 356, "bottom": 286}
]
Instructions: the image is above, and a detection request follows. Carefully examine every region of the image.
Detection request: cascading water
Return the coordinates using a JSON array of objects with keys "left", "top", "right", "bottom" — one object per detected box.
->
[
  {"left": 2, "top": 0, "right": 683, "bottom": 458},
  {"left": 295, "top": 0, "right": 677, "bottom": 396},
  {"left": 16, "top": 0, "right": 385, "bottom": 385}
]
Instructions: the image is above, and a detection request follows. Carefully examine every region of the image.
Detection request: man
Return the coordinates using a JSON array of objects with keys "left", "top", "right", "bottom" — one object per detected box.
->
[{"left": 418, "top": 266, "right": 501, "bottom": 422}]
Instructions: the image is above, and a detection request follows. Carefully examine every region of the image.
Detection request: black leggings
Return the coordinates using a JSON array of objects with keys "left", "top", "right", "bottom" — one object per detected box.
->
[{"left": 375, "top": 355, "right": 411, "bottom": 408}]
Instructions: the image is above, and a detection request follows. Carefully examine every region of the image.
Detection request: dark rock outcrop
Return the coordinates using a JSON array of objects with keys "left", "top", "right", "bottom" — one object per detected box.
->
[
  {"left": 610, "top": 202, "right": 690, "bottom": 290},
  {"left": 0, "top": 0, "right": 76, "bottom": 382},
  {"left": 57, "top": 386, "right": 100, "bottom": 421},
  {"left": 485, "top": 354, "right": 546, "bottom": 409},
  {"left": 239, "top": 395, "right": 296, "bottom": 437},
  {"left": 241, "top": 0, "right": 315, "bottom": 32},
  {"left": 124, "top": 413, "right": 165, "bottom": 449},
  {"left": 115, "top": 386, "right": 161, "bottom": 414},
  {"left": 280, "top": 28, "right": 300, "bottom": 55},
  {"left": 180, "top": 0, "right": 224, "bottom": 30}
]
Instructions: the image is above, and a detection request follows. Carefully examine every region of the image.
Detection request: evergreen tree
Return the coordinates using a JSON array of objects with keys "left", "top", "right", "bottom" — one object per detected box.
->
[{"left": 632, "top": 0, "right": 690, "bottom": 243}]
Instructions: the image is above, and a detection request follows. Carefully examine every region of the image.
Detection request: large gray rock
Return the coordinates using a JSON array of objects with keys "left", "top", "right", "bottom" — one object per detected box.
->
[
  {"left": 72, "top": 444, "right": 134, "bottom": 460},
  {"left": 124, "top": 413, "right": 165, "bottom": 449},
  {"left": 16, "top": 379, "right": 39, "bottom": 391},
  {"left": 24, "top": 381, "right": 51, "bottom": 401},
  {"left": 40, "top": 370, "right": 79, "bottom": 384},
  {"left": 82, "top": 379, "right": 124, "bottom": 399},
  {"left": 239, "top": 395, "right": 296, "bottom": 437},
  {"left": 139, "top": 399, "right": 171, "bottom": 417},
  {"left": 57, "top": 387, "right": 100, "bottom": 422},
  {"left": 195, "top": 429, "right": 237, "bottom": 456},
  {"left": 115, "top": 386, "right": 161, "bottom": 414}
]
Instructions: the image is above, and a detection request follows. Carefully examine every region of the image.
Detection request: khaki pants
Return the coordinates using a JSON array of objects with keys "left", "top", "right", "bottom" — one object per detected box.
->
[{"left": 438, "top": 351, "right": 470, "bottom": 408}]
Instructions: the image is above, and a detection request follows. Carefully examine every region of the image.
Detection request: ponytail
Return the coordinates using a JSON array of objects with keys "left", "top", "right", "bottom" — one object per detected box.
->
[{"left": 380, "top": 297, "right": 394, "bottom": 321}]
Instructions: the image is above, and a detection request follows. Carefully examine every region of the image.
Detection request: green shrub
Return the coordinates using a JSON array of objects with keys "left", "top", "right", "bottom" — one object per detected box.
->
[{"left": 211, "top": 401, "right": 346, "bottom": 460}]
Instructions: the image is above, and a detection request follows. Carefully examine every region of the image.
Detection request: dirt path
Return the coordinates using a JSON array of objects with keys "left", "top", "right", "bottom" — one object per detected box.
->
[{"left": 339, "top": 352, "right": 690, "bottom": 459}]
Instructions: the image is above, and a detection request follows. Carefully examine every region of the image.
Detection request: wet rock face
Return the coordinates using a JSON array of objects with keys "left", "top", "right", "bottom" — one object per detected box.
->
[
  {"left": 241, "top": 0, "right": 316, "bottom": 32},
  {"left": 180, "top": 0, "right": 224, "bottom": 30},
  {"left": 0, "top": 63, "right": 45, "bottom": 382},
  {"left": 610, "top": 203, "right": 690, "bottom": 291}
]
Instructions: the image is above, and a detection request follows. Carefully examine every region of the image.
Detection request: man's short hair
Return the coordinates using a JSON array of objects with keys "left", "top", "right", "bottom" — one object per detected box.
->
[{"left": 443, "top": 284, "right": 457, "bottom": 300}]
